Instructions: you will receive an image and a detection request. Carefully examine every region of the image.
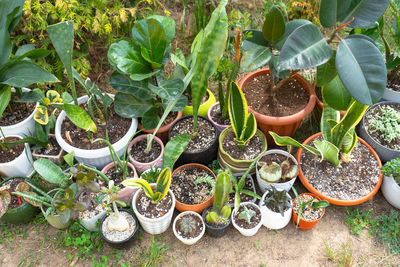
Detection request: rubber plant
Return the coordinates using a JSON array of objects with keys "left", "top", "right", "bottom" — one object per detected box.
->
[
  {"left": 0, "top": 0, "right": 57, "bottom": 121},
  {"left": 205, "top": 171, "right": 232, "bottom": 224}
]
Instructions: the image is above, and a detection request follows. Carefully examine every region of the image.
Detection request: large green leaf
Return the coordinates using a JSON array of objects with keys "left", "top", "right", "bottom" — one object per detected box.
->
[
  {"left": 274, "top": 19, "right": 311, "bottom": 49},
  {"left": 162, "top": 133, "right": 192, "bottom": 170},
  {"left": 131, "top": 18, "right": 167, "bottom": 68},
  {"left": 148, "top": 78, "right": 184, "bottom": 100},
  {"left": 228, "top": 82, "right": 246, "bottom": 140},
  {"left": 319, "top": 0, "right": 351, "bottom": 28},
  {"left": 0, "top": 85, "right": 11, "bottom": 119},
  {"left": 313, "top": 140, "right": 340, "bottom": 166},
  {"left": 142, "top": 106, "right": 160, "bottom": 130},
  {"left": 242, "top": 30, "right": 269, "bottom": 51},
  {"left": 344, "top": 0, "right": 389, "bottom": 29},
  {"left": 108, "top": 72, "right": 153, "bottom": 100},
  {"left": 0, "top": 60, "right": 57, "bottom": 87},
  {"left": 278, "top": 23, "right": 333, "bottom": 70},
  {"left": 108, "top": 40, "right": 150, "bottom": 77},
  {"left": 336, "top": 36, "right": 386, "bottom": 105},
  {"left": 321, "top": 102, "right": 339, "bottom": 143},
  {"left": 18, "top": 88, "right": 44, "bottom": 102},
  {"left": 34, "top": 158, "right": 69, "bottom": 187},
  {"left": 269, "top": 131, "right": 320, "bottom": 156},
  {"left": 15, "top": 44, "right": 50, "bottom": 60},
  {"left": 190, "top": 0, "right": 228, "bottom": 133},
  {"left": 241, "top": 44, "right": 271, "bottom": 72},
  {"left": 322, "top": 76, "right": 352, "bottom": 111},
  {"left": 113, "top": 92, "right": 153, "bottom": 118},
  {"left": 262, "top": 6, "right": 286, "bottom": 43},
  {"left": 146, "top": 15, "right": 175, "bottom": 44},
  {"left": 62, "top": 103, "right": 97, "bottom": 132},
  {"left": 316, "top": 56, "right": 337, "bottom": 87}
]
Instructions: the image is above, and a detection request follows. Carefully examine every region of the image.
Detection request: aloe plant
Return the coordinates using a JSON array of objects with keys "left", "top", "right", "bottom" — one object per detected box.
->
[
  {"left": 206, "top": 171, "right": 232, "bottom": 225},
  {"left": 228, "top": 82, "right": 257, "bottom": 149}
]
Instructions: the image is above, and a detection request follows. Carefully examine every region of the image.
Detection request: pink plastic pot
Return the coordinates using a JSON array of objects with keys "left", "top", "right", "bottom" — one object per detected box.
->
[
  {"left": 128, "top": 134, "right": 164, "bottom": 174},
  {"left": 207, "top": 102, "right": 230, "bottom": 133},
  {"left": 101, "top": 161, "right": 138, "bottom": 204}
]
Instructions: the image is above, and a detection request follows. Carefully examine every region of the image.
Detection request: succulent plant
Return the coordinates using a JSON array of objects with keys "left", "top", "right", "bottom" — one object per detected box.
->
[
  {"left": 258, "top": 153, "right": 298, "bottom": 183},
  {"left": 263, "top": 186, "right": 291, "bottom": 217},
  {"left": 238, "top": 205, "right": 256, "bottom": 224},
  {"left": 179, "top": 215, "right": 197, "bottom": 234},
  {"left": 206, "top": 171, "right": 232, "bottom": 225}
]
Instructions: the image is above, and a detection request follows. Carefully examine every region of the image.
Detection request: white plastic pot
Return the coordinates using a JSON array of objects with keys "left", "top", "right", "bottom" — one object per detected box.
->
[
  {"left": 173, "top": 211, "right": 205, "bottom": 245},
  {"left": 256, "top": 149, "right": 298, "bottom": 193},
  {"left": 55, "top": 95, "right": 138, "bottom": 169},
  {"left": 132, "top": 184, "right": 175, "bottom": 235},
  {"left": 231, "top": 202, "right": 263, "bottom": 237},
  {"left": 381, "top": 175, "right": 400, "bottom": 209},
  {"left": 1, "top": 88, "right": 38, "bottom": 137},
  {"left": 0, "top": 135, "right": 34, "bottom": 178},
  {"left": 382, "top": 88, "right": 400, "bottom": 102},
  {"left": 260, "top": 191, "right": 292, "bottom": 230},
  {"left": 79, "top": 210, "right": 107, "bottom": 232}
]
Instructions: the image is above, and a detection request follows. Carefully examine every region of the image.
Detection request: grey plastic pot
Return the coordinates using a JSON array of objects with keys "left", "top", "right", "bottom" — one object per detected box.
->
[
  {"left": 382, "top": 87, "right": 400, "bottom": 102},
  {"left": 381, "top": 175, "right": 400, "bottom": 209},
  {"left": 79, "top": 210, "right": 107, "bottom": 232},
  {"left": 359, "top": 101, "right": 400, "bottom": 163}
]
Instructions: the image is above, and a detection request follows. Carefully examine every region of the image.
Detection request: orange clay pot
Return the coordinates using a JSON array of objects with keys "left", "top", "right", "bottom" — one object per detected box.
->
[
  {"left": 171, "top": 163, "right": 216, "bottom": 213},
  {"left": 292, "top": 193, "right": 325, "bottom": 230},
  {"left": 296, "top": 132, "right": 383, "bottom": 206},
  {"left": 239, "top": 68, "right": 316, "bottom": 147},
  {"left": 138, "top": 111, "right": 182, "bottom": 144}
]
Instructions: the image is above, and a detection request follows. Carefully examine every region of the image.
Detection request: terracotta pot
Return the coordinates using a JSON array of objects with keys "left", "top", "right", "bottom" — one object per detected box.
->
[
  {"left": 127, "top": 134, "right": 164, "bottom": 174},
  {"left": 171, "top": 163, "right": 216, "bottom": 213},
  {"left": 313, "top": 82, "right": 346, "bottom": 117},
  {"left": 292, "top": 193, "right": 325, "bottom": 230},
  {"left": 101, "top": 161, "right": 138, "bottom": 204},
  {"left": 138, "top": 111, "right": 182, "bottom": 144},
  {"left": 239, "top": 69, "right": 316, "bottom": 146},
  {"left": 207, "top": 102, "right": 230, "bottom": 133},
  {"left": 296, "top": 132, "right": 383, "bottom": 206},
  {"left": 182, "top": 89, "right": 216, "bottom": 117},
  {"left": 218, "top": 127, "right": 267, "bottom": 174},
  {"left": 32, "top": 134, "right": 65, "bottom": 165}
]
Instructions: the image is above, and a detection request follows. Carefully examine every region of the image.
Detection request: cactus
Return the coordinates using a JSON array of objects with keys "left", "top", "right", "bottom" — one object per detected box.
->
[
  {"left": 206, "top": 171, "right": 232, "bottom": 224},
  {"left": 238, "top": 205, "right": 256, "bottom": 224},
  {"left": 179, "top": 215, "right": 197, "bottom": 233}
]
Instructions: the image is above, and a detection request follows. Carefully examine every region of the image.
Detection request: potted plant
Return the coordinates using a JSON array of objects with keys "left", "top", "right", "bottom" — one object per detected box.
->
[
  {"left": 255, "top": 148, "right": 299, "bottom": 193},
  {"left": 291, "top": 187, "right": 329, "bottom": 230},
  {"left": 202, "top": 171, "right": 232, "bottom": 238},
  {"left": 0, "top": 177, "right": 39, "bottom": 224},
  {"left": 173, "top": 211, "right": 205, "bottom": 245},
  {"left": 0, "top": 135, "right": 34, "bottom": 178},
  {"left": 47, "top": 21, "right": 137, "bottom": 169},
  {"left": 0, "top": 1, "right": 57, "bottom": 137},
  {"left": 98, "top": 181, "right": 138, "bottom": 245},
  {"left": 127, "top": 134, "right": 164, "bottom": 173},
  {"left": 359, "top": 101, "right": 400, "bottom": 162},
  {"left": 231, "top": 202, "right": 263, "bottom": 237},
  {"left": 123, "top": 168, "right": 174, "bottom": 235},
  {"left": 227, "top": 172, "right": 257, "bottom": 206},
  {"left": 381, "top": 155, "right": 400, "bottom": 209},
  {"left": 260, "top": 186, "right": 292, "bottom": 230},
  {"left": 218, "top": 82, "right": 267, "bottom": 173},
  {"left": 240, "top": 2, "right": 389, "bottom": 145}
]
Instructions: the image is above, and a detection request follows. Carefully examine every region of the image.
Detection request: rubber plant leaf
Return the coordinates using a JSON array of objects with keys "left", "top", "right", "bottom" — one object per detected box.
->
[
  {"left": 262, "top": 5, "right": 286, "bottom": 43},
  {"left": 242, "top": 30, "right": 269, "bottom": 51},
  {"left": 109, "top": 72, "right": 153, "bottom": 100},
  {"left": 313, "top": 139, "right": 340, "bottom": 166},
  {"left": 279, "top": 23, "right": 333, "bottom": 70},
  {"left": 0, "top": 85, "right": 11, "bottom": 119},
  {"left": 322, "top": 76, "right": 352, "bottom": 111},
  {"left": 190, "top": 0, "right": 228, "bottom": 133},
  {"left": 342, "top": 0, "right": 389, "bottom": 29},
  {"left": 33, "top": 158, "right": 69, "bottom": 187},
  {"left": 162, "top": 133, "right": 192, "bottom": 170},
  {"left": 269, "top": 131, "right": 321, "bottom": 156},
  {"left": 241, "top": 44, "right": 272, "bottom": 72},
  {"left": 273, "top": 19, "right": 312, "bottom": 50},
  {"left": 336, "top": 36, "right": 386, "bottom": 105},
  {"left": 62, "top": 103, "right": 97, "bottom": 132},
  {"left": 316, "top": 56, "right": 337, "bottom": 87},
  {"left": 319, "top": 0, "right": 351, "bottom": 28},
  {"left": 156, "top": 167, "right": 172, "bottom": 201}
]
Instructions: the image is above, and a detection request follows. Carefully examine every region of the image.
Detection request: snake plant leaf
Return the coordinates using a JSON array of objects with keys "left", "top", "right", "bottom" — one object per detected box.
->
[
  {"left": 241, "top": 44, "right": 271, "bottom": 72},
  {"left": 336, "top": 36, "right": 386, "bottom": 105},
  {"left": 34, "top": 158, "right": 70, "bottom": 187},
  {"left": 322, "top": 76, "right": 352, "bottom": 111},
  {"left": 0, "top": 85, "right": 11, "bottom": 119},
  {"left": 342, "top": 130, "right": 357, "bottom": 154},
  {"left": 313, "top": 140, "right": 340, "bottom": 166},
  {"left": 243, "top": 112, "right": 257, "bottom": 143},
  {"left": 146, "top": 15, "right": 175, "bottom": 44},
  {"left": 262, "top": 5, "right": 286, "bottom": 43},
  {"left": 321, "top": 102, "right": 340, "bottom": 143},
  {"left": 343, "top": 0, "right": 389, "bottom": 29},
  {"left": 122, "top": 178, "right": 154, "bottom": 199},
  {"left": 109, "top": 72, "right": 153, "bottom": 100},
  {"left": 242, "top": 30, "right": 269, "bottom": 51},
  {"left": 316, "top": 56, "right": 337, "bottom": 87},
  {"left": 279, "top": 23, "right": 333, "bottom": 70},
  {"left": 148, "top": 79, "right": 184, "bottom": 100},
  {"left": 269, "top": 131, "right": 321, "bottom": 156},
  {"left": 190, "top": 0, "right": 228, "bottom": 133},
  {"left": 62, "top": 103, "right": 97, "bottom": 132},
  {"left": 131, "top": 18, "right": 167, "bottom": 68},
  {"left": 108, "top": 40, "right": 151, "bottom": 78},
  {"left": 319, "top": 0, "right": 351, "bottom": 28},
  {"left": 113, "top": 92, "right": 153, "bottom": 118},
  {"left": 274, "top": 19, "right": 312, "bottom": 50},
  {"left": 156, "top": 168, "right": 172, "bottom": 201},
  {"left": 229, "top": 82, "right": 247, "bottom": 140},
  {"left": 0, "top": 190, "right": 11, "bottom": 218},
  {"left": 162, "top": 133, "right": 192, "bottom": 170},
  {"left": 0, "top": 60, "right": 58, "bottom": 87}
]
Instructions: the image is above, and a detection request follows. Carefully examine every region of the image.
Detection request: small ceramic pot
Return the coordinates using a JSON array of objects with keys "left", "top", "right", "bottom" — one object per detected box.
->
[
  {"left": 101, "top": 161, "right": 138, "bottom": 204},
  {"left": 79, "top": 210, "right": 107, "bottom": 232},
  {"left": 171, "top": 163, "right": 216, "bottom": 213},
  {"left": 381, "top": 175, "right": 400, "bottom": 209},
  {"left": 127, "top": 134, "right": 164, "bottom": 173},
  {"left": 32, "top": 134, "right": 65, "bottom": 165},
  {"left": 256, "top": 149, "right": 298, "bottom": 193},
  {"left": 207, "top": 102, "right": 230, "bottom": 133},
  {"left": 260, "top": 190, "right": 292, "bottom": 230},
  {"left": 0, "top": 135, "right": 34, "bottom": 178},
  {"left": 202, "top": 205, "right": 231, "bottom": 238},
  {"left": 41, "top": 205, "right": 72, "bottom": 229},
  {"left": 182, "top": 89, "right": 216, "bottom": 117},
  {"left": 173, "top": 211, "right": 205, "bottom": 245},
  {"left": 231, "top": 202, "right": 263, "bottom": 236},
  {"left": 138, "top": 111, "right": 182, "bottom": 144},
  {"left": 132, "top": 184, "right": 175, "bottom": 235},
  {"left": 292, "top": 193, "right": 325, "bottom": 230}
]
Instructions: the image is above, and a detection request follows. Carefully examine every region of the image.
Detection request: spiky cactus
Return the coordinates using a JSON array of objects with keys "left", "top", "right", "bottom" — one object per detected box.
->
[
  {"left": 179, "top": 215, "right": 197, "bottom": 233},
  {"left": 206, "top": 171, "right": 232, "bottom": 224}
]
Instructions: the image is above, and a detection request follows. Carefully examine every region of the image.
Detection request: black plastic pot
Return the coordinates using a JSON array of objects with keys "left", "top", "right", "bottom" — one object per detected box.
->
[
  {"left": 201, "top": 205, "right": 231, "bottom": 238},
  {"left": 168, "top": 115, "right": 218, "bottom": 166},
  {"left": 99, "top": 209, "right": 139, "bottom": 248}
]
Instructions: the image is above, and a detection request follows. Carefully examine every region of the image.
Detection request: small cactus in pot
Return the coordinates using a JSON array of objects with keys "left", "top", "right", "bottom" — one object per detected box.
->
[{"left": 205, "top": 171, "right": 232, "bottom": 225}]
